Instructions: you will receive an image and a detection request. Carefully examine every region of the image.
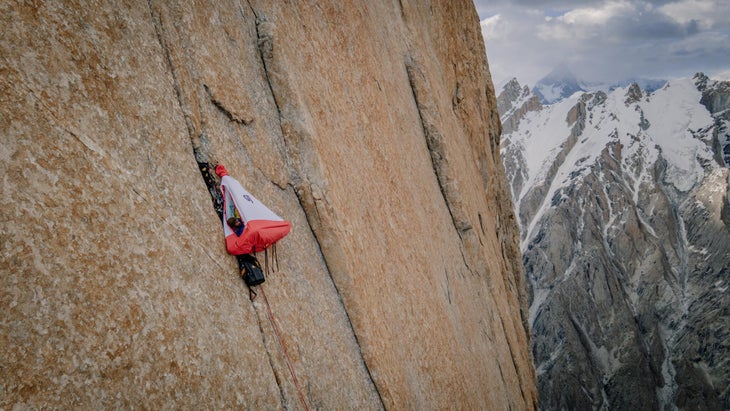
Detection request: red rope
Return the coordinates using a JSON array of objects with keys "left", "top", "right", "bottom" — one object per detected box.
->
[{"left": 259, "top": 285, "right": 310, "bottom": 411}]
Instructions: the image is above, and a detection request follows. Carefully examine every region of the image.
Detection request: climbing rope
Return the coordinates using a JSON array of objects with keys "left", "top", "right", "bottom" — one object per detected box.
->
[{"left": 259, "top": 285, "right": 311, "bottom": 411}]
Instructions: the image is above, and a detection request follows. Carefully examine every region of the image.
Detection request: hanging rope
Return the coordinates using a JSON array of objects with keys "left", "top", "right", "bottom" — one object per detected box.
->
[{"left": 259, "top": 285, "right": 310, "bottom": 411}]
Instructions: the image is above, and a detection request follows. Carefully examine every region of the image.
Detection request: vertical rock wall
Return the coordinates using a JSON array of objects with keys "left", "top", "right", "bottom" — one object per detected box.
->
[{"left": 1, "top": 1, "right": 536, "bottom": 409}]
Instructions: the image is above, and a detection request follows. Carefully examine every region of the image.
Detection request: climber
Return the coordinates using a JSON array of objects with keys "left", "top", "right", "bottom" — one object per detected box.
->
[
  {"left": 215, "top": 164, "right": 291, "bottom": 255},
  {"left": 227, "top": 216, "right": 245, "bottom": 237}
]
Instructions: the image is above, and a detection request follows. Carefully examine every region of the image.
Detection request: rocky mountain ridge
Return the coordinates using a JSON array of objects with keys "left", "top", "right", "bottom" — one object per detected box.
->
[
  {"left": 0, "top": 1, "right": 535, "bottom": 409},
  {"left": 500, "top": 74, "right": 730, "bottom": 410}
]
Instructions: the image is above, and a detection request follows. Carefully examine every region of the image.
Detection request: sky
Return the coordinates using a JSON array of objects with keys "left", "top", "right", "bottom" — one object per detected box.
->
[{"left": 473, "top": 0, "right": 730, "bottom": 88}]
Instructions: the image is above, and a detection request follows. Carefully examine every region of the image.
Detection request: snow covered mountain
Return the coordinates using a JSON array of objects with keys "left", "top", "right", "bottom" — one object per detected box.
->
[
  {"left": 532, "top": 65, "right": 668, "bottom": 105},
  {"left": 532, "top": 64, "right": 585, "bottom": 105},
  {"left": 607, "top": 77, "right": 667, "bottom": 93},
  {"left": 500, "top": 73, "right": 730, "bottom": 410}
]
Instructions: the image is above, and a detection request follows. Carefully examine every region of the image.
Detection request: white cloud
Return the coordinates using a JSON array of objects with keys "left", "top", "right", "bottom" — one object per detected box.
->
[
  {"left": 537, "top": 1, "right": 638, "bottom": 42},
  {"left": 480, "top": 14, "right": 507, "bottom": 40},
  {"left": 536, "top": 24, "right": 573, "bottom": 41},
  {"left": 556, "top": 1, "right": 635, "bottom": 25},
  {"left": 472, "top": 0, "right": 730, "bottom": 87},
  {"left": 659, "top": 0, "right": 730, "bottom": 30}
]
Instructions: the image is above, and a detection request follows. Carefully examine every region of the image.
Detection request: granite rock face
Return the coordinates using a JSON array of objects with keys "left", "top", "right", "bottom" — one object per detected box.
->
[
  {"left": 0, "top": 1, "right": 536, "bottom": 409},
  {"left": 500, "top": 75, "right": 730, "bottom": 410}
]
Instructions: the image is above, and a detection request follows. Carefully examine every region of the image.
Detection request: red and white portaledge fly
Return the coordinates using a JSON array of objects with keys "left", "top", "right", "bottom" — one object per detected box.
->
[{"left": 215, "top": 165, "right": 291, "bottom": 255}]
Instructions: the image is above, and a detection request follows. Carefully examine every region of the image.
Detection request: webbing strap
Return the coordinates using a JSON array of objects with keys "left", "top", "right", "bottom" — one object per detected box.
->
[
  {"left": 264, "top": 246, "right": 269, "bottom": 276},
  {"left": 260, "top": 244, "right": 281, "bottom": 275}
]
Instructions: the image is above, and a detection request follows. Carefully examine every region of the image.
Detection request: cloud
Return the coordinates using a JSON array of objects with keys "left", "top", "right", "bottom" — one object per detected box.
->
[
  {"left": 712, "top": 70, "right": 730, "bottom": 81},
  {"left": 473, "top": 0, "right": 730, "bottom": 87},
  {"left": 659, "top": 0, "right": 730, "bottom": 29},
  {"left": 555, "top": 1, "right": 634, "bottom": 25},
  {"left": 480, "top": 14, "right": 507, "bottom": 40},
  {"left": 537, "top": 1, "right": 698, "bottom": 44}
]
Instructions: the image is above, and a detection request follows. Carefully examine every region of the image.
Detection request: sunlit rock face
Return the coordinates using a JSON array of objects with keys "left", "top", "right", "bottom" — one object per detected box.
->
[
  {"left": 500, "top": 75, "right": 730, "bottom": 410},
  {"left": 0, "top": 1, "right": 536, "bottom": 409}
]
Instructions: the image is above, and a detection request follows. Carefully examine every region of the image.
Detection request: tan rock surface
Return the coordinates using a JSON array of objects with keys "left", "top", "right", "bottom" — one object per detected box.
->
[{"left": 1, "top": 1, "right": 536, "bottom": 409}]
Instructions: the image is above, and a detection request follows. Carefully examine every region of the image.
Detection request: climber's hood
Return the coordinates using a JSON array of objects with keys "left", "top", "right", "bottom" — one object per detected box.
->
[{"left": 218, "top": 168, "right": 290, "bottom": 255}]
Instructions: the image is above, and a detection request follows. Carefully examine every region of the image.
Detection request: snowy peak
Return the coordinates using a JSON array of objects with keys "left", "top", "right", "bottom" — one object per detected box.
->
[
  {"left": 504, "top": 77, "right": 720, "bottom": 210},
  {"left": 696, "top": 72, "right": 730, "bottom": 115},
  {"left": 624, "top": 82, "right": 644, "bottom": 104},
  {"left": 532, "top": 65, "right": 585, "bottom": 105},
  {"left": 694, "top": 72, "right": 730, "bottom": 166},
  {"left": 497, "top": 78, "right": 542, "bottom": 135},
  {"left": 607, "top": 77, "right": 667, "bottom": 93},
  {"left": 497, "top": 78, "right": 526, "bottom": 114}
]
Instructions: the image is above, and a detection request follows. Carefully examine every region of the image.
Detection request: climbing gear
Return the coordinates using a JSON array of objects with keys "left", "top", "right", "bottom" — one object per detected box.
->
[
  {"left": 238, "top": 254, "right": 264, "bottom": 300},
  {"left": 199, "top": 164, "right": 304, "bottom": 407},
  {"left": 197, "top": 161, "right": 224, "bottom": 219},
  {"left": 216, "top": 164, "right": 291, "bottom": 255},
  {"left": 253, "top": 242, "right": 281, "bottom": 277},
  {"left": 239, "top": 254, "right": 265, "bottom": 286}
]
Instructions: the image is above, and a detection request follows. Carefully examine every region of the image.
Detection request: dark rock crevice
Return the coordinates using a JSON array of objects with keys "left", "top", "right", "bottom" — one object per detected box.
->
[
  {"left": 723, "top": 177, "right": 730, "bottom": 227},
  {"left": 243, "top": 0, "right": 283, "bottom": 124},
  {"left": 290, "top": 185, "right": 386, "bottom": 409},
  {"left": 147, "top": 3, "right": 294, "bottom": 407},
  {"left": 147, "top": 1, "right": 215, "bottom": 178},
  {"left": 405, "top": 57, "right": 471, "bottom": 240},
  {"left": 245, "top": 4, "right": 385, "bottom": 407},
  {"left": 499, "top": 314, "right": 531, "bottom": 408},
  {"left": 204, "top": 84, "right": 254, "bottom": 126},
  {"left": 146, "top": 0, "right": 196, "bottom": 143}
]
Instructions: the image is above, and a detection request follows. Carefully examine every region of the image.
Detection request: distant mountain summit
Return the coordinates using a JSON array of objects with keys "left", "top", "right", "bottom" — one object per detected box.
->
[
  {"left": 532, "top": 64, "right": 585, "bottom": 104},
  {"left": 531, "top": 65, "right": 668, "bottom": 104},
  {"left": 607, "top": 77, "right": 667, "bottom": 93}
]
